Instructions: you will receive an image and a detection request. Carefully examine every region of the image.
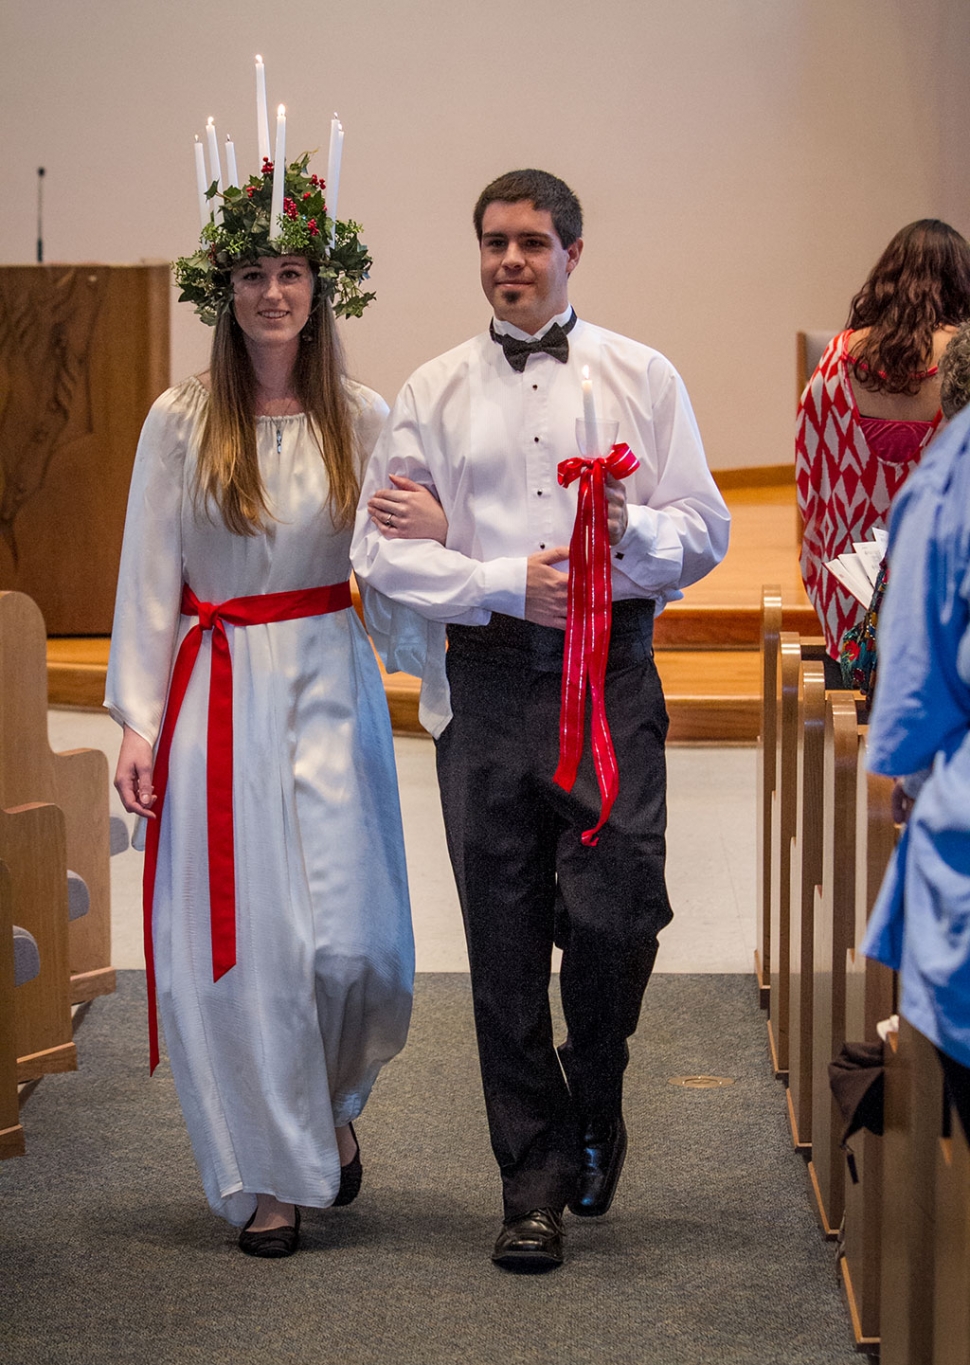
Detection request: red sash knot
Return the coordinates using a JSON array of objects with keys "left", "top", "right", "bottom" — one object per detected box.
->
[
  {"left": 142, "top": 580, "right": 352, "bottom": 1071},
  {"left": 554, "top": 443, "right": 640, "bottom": 847}
]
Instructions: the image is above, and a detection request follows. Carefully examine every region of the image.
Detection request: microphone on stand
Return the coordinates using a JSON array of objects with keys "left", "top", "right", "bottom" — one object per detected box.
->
[{"left": 37, "top": 167, "right": 45, "bottom": 263}]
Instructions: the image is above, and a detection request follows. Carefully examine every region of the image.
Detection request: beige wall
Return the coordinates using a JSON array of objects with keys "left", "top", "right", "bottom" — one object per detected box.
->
[{"left": 3, "top": 0, "right": 968, "bottom": 470}]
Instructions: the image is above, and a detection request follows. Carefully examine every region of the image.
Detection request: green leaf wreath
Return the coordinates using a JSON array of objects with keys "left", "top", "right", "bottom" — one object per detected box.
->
[{"left": 173, "top": 153, "right": 376, "bottom": 326}]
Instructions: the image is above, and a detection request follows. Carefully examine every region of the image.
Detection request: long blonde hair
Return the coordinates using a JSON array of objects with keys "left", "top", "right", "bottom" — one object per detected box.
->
[{"left": 195, "top": 285, "right": 359, "bottom": 535}]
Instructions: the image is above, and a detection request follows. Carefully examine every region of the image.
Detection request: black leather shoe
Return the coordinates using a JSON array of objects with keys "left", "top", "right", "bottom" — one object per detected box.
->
[
  {"left": 238, "top": 1206, "right": 301, "bottom": 1258},
  {"left": 332, "top": 1123, "right": 362, "bottom": 1207},
  {"left": 491, "top": 1208, "right": 564, "bottom": 1270},
  {"left": 568, "top": 1116, "right": 628, "bottom": 1217}
]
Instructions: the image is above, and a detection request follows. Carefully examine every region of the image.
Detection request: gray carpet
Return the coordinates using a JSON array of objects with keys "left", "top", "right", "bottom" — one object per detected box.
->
[{"left": 2, "top": 973, "right": 859, "bottom": 1365}]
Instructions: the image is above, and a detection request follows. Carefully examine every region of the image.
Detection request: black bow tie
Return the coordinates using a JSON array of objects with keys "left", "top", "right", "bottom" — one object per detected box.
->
[{"left": 490, "top": 312, "right": 577, "bottom": 372}]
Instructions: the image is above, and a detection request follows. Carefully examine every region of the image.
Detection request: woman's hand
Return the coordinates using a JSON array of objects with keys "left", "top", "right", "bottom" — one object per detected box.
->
[
  {"left": 114, "top": 725, "right": 157, "bottom": 818},
  {"left": 368, "top": 474, "right": 448, "bottom": 545}
]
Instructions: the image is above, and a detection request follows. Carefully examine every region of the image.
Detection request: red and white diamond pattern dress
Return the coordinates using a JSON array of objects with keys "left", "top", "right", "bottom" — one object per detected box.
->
[{"left": 795, "top": 329, "right": 940, "bottom": 657}]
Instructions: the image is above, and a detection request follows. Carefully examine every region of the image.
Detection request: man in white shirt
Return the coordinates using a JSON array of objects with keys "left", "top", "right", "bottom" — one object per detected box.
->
[{"left": 352, "top": 170, "right": 730, "bottom": 1270}]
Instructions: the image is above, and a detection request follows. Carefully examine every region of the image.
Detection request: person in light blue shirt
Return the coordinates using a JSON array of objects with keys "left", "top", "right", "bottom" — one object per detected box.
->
[{"left": 862, "top": 397, "right": 970, "bottom": 1137}]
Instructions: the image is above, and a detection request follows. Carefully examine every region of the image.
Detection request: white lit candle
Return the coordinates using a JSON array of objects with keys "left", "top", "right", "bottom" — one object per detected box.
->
[
  {"left": 582, "top": 365, "right": 598, "bottom": 447},
  {"left": 255, "top": 54, "right": 270, "bottom": 169},
  {"left": 224, "top": 136, "right": 238, "bottom": 189},
  {"left": 205, "top": 117, "right": 222, "bottom": 193},
  {"left": 326, "top": 114, "right": 344, "bottom": 238},
  {"left": 194, "top": 136, "right": 209, "bottom": 229},
  {"left": 270, "top": 104, "right": 286, "bottom": 237}
]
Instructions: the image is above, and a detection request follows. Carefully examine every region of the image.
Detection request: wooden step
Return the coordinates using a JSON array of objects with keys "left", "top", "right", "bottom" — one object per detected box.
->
[
  {"left": 47, "top": 638, "right": 112, "bottom": 709},
  {"left": 657, "top": 648, "right": 760, "bottom": 743},
  {"left": 654, "top": 602, "right": 817, "bottom": 648}
]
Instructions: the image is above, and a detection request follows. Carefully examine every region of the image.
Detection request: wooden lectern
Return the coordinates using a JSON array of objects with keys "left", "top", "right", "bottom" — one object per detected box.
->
[{"left": 0, "top": 263, "right": 170, "bottom": 634}]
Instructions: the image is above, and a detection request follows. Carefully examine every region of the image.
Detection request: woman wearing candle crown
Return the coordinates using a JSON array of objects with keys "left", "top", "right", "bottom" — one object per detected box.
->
[{"left": 106, "top": 155, "right": 443, "bottom": 1257}]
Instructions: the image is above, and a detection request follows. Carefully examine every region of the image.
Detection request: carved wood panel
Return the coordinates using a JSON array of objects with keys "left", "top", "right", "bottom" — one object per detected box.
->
[{"left": 0, "top": 264, "right": 169, "bottom": 633}]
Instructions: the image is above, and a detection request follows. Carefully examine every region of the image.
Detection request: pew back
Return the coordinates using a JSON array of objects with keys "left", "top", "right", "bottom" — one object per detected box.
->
[
  {"left": 0, "top": 860, "right": 24, "bottom": 1158},
  {"left": 787, "top": 656, "right": 826, "bottom": 1151},
  {"left": 809, "top": 691, "right": 863, "bottom": 1237},
  {"left": 757, "top": 585, "right": 783, "bottom": 1007},
  {"left": 0, "top": 591, "right": 113, "bottom": 1001}
]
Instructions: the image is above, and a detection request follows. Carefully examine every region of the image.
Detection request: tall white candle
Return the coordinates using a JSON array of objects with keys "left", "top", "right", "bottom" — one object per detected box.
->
[
  {"left": 270, "top": 104, "right": 286, "bottom": 237},
  {"left": 326, "top": 115, "right": 344, "bottom": 240},
  {"left": 194, "top": 136, "right": 209, "bottom": 229},
  {"left": 205, "top": 117, "right": 222, "bottom": 193},
  {"left": 224, "top": 136, "right": 238, "bottom": 189},
  {"left": 255, "top": 54, "right": 270, "bottom": 168},
  {"left": 582, "top": 365, "right": 598, "bottom": 448}
]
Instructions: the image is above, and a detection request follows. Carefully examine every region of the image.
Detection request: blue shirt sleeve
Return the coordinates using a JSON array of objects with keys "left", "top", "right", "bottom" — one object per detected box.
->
[{"left": 867, "top": 411, "right": 970, "bottom": 777}]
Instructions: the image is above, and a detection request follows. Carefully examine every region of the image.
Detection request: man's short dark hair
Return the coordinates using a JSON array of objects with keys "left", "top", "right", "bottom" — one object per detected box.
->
[{"left": 473, "top": 170, "right": 583, "bottom": 248}]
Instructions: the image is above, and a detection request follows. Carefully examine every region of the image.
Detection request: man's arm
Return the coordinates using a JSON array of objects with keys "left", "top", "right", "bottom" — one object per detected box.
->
[
  {"left": 352, "top": 383, "right": 554, "bottom": 625},
  {"left": 606, "top": 368, "right": 730, "bottom": 596}
]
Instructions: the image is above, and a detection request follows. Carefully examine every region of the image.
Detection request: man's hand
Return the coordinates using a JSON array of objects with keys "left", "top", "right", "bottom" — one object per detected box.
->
[
  {"left": 524, "top": 546, "right": 569, "bottom": 628},
  {"left": 605, "top": 472, "right": 628, "bottom": 546},
  {"left": 114, "top": 725, "right": 157, "bottom": 819}
]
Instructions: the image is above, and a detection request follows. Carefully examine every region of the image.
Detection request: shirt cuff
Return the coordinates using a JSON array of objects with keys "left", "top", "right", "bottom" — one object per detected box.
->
[
  {"left": 478, "top": 555, "right": 528, "bottom": 618},
  {"left": 611, "top": 502, "right": 657, "bottom": 565}
]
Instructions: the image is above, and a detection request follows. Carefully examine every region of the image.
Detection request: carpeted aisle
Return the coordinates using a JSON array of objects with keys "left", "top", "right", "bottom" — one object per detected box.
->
[{"left": 2, "top": 974, "right": 859, "bottom": 1365}]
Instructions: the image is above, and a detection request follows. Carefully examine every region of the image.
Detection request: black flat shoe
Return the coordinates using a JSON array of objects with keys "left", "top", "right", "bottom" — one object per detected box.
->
[
  {"left": 491, "top": 1208, "right": 564, "bottom": 1271},
  {"left": 332, "top": 1123, "right": 362, "bottom": 1207},
  {"left": 568, "top": 1115, "right": 628, "bottom": 1217},
  {"left": 238, "top": 1206, "right": 301, "bottom": 1258}
]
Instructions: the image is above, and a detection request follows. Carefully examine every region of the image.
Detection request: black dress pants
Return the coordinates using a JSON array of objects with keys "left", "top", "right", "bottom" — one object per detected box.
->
[{"left": 435, "top": 602, "right": 672, "bottom": 1218}]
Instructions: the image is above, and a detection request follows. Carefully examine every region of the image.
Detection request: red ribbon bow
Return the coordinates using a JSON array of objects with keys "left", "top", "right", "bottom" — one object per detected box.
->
[
  {"left": 142, "top": 580, "right": 352, "bottom": 1072},
  {"left": 554, "top": 442, "right": 640, "bottom": 846}
]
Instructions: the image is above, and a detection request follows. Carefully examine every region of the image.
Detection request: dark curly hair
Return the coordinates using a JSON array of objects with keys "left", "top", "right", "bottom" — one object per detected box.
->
[
  {"left": 846, "top": 220, "right": 970, "bottom": 395},
  {"left": 939, "top": 322, "right": 970, "bottom": 420},
  {"left": 473, "top": 169, "right": 583, "bottom": 248}
]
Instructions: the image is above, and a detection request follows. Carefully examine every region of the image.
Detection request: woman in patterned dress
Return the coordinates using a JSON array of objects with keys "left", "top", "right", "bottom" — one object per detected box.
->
[{"left": 795, "top": 220, "right": 970, "bottom": 673}]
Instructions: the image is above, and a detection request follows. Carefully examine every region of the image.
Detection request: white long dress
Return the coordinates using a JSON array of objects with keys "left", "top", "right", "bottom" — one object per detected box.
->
[{"left": 105, "top": 376, "right": 414, "bottom": 1226}]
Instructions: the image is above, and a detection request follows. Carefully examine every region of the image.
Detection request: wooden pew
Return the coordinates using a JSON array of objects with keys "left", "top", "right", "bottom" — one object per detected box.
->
[
  {"left": 878, "top": 1024, "right": 970, "bottom": 1365},
  {"left": 786, "top": 656, "right": 826, "bottom": 1152},
  {"left": 768, "top": 632, "right": 828, "bottom": 1079},
  {"left": 0, "top": 802, "right": 76, "bottom": 1082},
  {"left": 768, "top": 632, "right": 800, "bottom": 1076},
  {"left": 880, "top": 1019, "right": 943, "bottom": 1365},
  {"left": 0, "top": 591, "right": 114, "bottom": 1003},
  {"left": 0, "top": 860, "right": 24, "bottom": 1158},
  {"left": 933, "top": 1095, "right": 970, "bottom": 1365},
  {"left": 757, "top": 585, "right": 783, "bottom": 1008},
  {"left": 808, "top": 690, "right": 863, "bottom": 1237},
  {"left": 840, "top": 740, "right": 896, "bottom": 1352}
]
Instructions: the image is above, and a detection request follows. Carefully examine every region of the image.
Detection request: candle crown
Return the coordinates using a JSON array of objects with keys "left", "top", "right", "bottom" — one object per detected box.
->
[{"left": 174, "top": 150, "right": 375, "bottom": 327}]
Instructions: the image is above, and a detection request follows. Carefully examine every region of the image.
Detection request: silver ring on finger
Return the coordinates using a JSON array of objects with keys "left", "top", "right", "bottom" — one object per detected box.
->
[{"left": 386, "top": 514, "right": 394, "bottom": 526}]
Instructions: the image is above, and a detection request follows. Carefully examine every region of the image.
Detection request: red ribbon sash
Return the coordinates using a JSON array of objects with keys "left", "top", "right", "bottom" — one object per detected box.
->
[
  {"left": 142, "top": 580, "right": 352, "bottom": 1072},
  {"left": 554, "top": 443, "right": 640, "bottom": 846}
]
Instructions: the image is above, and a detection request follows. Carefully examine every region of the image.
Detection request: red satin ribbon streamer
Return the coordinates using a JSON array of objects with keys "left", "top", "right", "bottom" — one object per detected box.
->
[
  {"left": 554, "top": 443, "right": 640, "bottom": 846},
  {"left": 142, "top": 580, "right": 352, "bottom": 1072}
]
